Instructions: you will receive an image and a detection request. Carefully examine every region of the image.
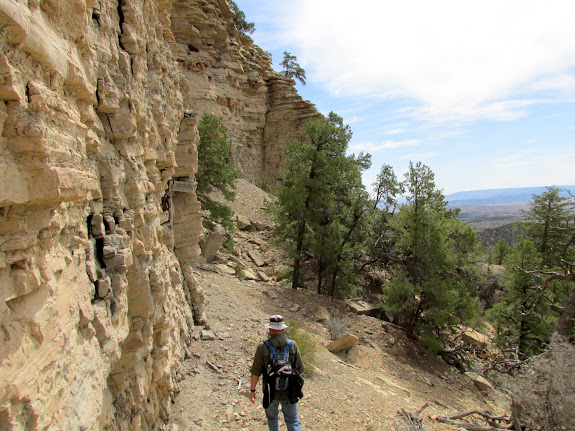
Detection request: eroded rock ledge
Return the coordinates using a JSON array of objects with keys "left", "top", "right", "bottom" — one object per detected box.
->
[{"left": 0, "top": 0, "right": 316, "bottom": 429}]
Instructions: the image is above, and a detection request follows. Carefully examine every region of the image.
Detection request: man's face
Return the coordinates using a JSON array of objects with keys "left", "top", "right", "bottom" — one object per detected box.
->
[{"left": 268, "top": 329, "right": 285, "bottom": 335}]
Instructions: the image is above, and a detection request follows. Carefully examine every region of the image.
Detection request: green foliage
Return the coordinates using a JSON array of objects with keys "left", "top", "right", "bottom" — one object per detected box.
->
[
  {"left": 286, "top": 320, "right": 319, "bottom": 376},
  {"left": 222, "top": 235, "right": 236, "bottom": 253},
  {"left": 484, "top": 189, "right": 575, "bottom": 356},
  {"left": 234, "top": 261, "right": 245, "bottom": 280},
  {"left": 229, "top": 1, "right": 255, "bottom": 34},
  {"left": 270, "top": 112, "right": 371, "bottom": 297},
  {"left": 379, "top": 162, "right": 480, "bottom": 342},
  {"left": 520, "top": 186, "right": 573, "bottom": 267},
  {"left": 276, "top": 264, "right": 292, "bottom": 281},
  {"left": 196, "top": 113, "right": 242, "bottom": 231},
  {"left": 491, "top": 238, "right": 511, "bottom": 265},
  {"left": 486, "top": 239, "right": 553, "bottom": 357},
  {"left": 280, "top": 51, "right": 306, "bottom": 86}
]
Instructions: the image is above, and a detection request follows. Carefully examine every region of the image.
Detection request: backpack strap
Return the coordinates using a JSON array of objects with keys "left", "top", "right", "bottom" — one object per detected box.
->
[
  {"left": 283, "top": 339, "right": 292, "bottom": 359},
  {"left": 263, "top": 339, "right": 292, "bottom": 360}
]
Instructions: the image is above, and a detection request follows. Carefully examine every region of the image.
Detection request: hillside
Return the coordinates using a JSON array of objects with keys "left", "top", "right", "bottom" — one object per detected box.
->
[{"left": 166, "top": 180, "right": 509, "bottom": 431}]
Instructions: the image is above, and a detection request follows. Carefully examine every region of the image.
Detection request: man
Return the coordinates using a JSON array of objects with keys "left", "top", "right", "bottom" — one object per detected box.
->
[{"left": 250, "top": 315, "right": 304, "bottom": 431}]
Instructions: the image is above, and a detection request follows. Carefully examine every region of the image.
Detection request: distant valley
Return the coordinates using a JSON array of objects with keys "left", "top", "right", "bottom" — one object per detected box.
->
[{"left": 445, "top": 185, "right": 575, "bottom": 232}]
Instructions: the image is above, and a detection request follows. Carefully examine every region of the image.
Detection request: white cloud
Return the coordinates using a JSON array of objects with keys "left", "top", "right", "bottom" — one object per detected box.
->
[
  {"left": 271, "top": 0, "right": 575, "bottom": 121},
  {"left": 399, "top": 152, "right": 438, "bottom": 161},
  {"left": 494, "top": 149, "right": 539, "bottom": 168},
  {"left": 344, "top": 115, "right": 362, "bottom": 125},
  {"left": 384, "top": 128, "right": 406, "bottom": 135},
  {"left": 350, "top": 139, "right": 420, "bottom": 152},
  {"left": 531, "top": 74, "right": 575, "bottom": 93}
]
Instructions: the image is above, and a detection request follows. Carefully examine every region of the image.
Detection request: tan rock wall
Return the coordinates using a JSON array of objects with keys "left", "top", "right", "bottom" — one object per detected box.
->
[
  {"left": 0, "top": 0, "right": 198, "bottom": 429},
  {"left": 0, "top": 0, "right": 316, "bottom": 429},
  {"left": 170, "top": 0, "right": 319, "bottom": 190}
]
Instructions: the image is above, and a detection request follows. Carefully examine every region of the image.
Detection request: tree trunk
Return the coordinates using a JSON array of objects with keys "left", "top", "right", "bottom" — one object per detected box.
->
[
  {"left": 555, "top": 284, "right": 575, "bottom": 338},
  {"left": 317, "top": 256, "right": 324, "bottom": 294},
  {"left": 292, "top": 219, "right": 306, "bottom": 290}
]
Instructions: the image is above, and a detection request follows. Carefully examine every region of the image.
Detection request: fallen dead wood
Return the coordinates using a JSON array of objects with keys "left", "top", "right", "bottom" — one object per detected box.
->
[
  {"left": 435, "top": 409, "right": 515, "bottom": 430},
  {"left": 395, "top": 400, "right": 445, "bottom": 431}
]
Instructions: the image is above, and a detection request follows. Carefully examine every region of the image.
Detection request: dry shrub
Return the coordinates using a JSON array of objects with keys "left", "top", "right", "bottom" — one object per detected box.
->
[
  {"left": 286, "top": 320, "right": 319, "bottom": 376},
  {"left": 325, "top": 313, "right": 348, "bottom": 340},
  {"left": 510, "top": 335, "right": 575, "bottom": 430}
]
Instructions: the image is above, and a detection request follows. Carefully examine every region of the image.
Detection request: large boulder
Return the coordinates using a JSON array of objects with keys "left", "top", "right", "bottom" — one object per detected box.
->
[
  {"left": 465, "top": 372, "right": 493, "bottom": 393},
  {"left": 237, "top": 214, "right": 251, "bottom": 230},
  {"left": 327, "top": 334, "right": 359, "bottom": 353},
  {"left": 461, "top": 328, "right": 489, "bottom": 349},
  {"left": 201, "top": 231, "right": 223, "bottom": 261},
  {"left": 347, "top": 345, "right": 370, "bottom": 368}
]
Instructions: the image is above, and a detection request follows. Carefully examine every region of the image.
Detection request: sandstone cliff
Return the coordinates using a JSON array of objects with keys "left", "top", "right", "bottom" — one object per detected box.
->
[{"left": 0, "top": 0, "right": 316, "bottom": 429}]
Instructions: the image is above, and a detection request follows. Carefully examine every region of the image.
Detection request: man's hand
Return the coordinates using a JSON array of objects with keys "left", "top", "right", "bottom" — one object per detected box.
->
[{"left": 249, "top": 390, "right": 256, "bottom": 404}]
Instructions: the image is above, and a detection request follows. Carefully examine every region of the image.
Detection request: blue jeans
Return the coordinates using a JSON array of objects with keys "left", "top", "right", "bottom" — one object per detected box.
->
[{"left": 265, "top": 399, "right": 301, "bottom": 431}]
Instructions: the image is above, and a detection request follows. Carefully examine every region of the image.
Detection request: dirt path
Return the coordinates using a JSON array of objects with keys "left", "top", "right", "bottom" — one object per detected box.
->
[
  {"left": 167, "top": 267, "right": 508, "bottom": 431},
  {"left": 167, "top": 180, "right": 508, "bottom": 430}
]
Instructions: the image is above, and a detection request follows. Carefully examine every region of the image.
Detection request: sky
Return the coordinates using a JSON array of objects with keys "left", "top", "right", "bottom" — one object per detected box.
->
[{"left": 237, "top": 0, "right": 575, "bottom": 195}]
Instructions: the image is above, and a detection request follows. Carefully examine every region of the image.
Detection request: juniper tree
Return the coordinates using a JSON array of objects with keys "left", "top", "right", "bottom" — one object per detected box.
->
[
  {"left": 271, "top": 112, "right": 370, "bottom": 295},
  {"left": 196, "top": 113, "right": 242, "bottom": 232},
  {"left": 280, "top": 51, "right": 306, "bottom": 86},
  {"left": 486, "top": 238, "right": 552, "bottom": 358},
  {"left": 521, "top": 186, "right": 572, "bottom": 266},
  {"left": 362, "top": 164, "right": 405, "bottom": 272},
  {"left": 229, "top": 1, "right": 255, "bottom": 34},
  {"left": 380, "top": 162, "right": 479, "bottom": 349}
]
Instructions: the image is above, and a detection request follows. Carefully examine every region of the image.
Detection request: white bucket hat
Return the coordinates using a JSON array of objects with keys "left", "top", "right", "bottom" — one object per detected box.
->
[{"left": 265, "top": 315, "right": 289, "bottom": 330}]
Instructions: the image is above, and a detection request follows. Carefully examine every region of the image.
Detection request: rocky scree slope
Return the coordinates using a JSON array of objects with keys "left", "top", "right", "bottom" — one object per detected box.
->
[{"left": 167, "top": 179, "right": 510, "bottom": 431}]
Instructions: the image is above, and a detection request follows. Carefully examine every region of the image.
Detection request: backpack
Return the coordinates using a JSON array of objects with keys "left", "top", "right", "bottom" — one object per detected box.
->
[{"left": 262, "top": 339, "right": 304, "bottom": 408}]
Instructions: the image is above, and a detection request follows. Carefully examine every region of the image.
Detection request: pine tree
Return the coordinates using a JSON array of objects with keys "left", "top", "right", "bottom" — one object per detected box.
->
[{"left": 196, "top": 113, "right": 242, "bottom": 231}]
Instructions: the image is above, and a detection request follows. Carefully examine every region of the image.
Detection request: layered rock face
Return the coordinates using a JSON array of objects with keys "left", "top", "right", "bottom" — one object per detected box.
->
[
  {"left": 0, "top": 0, "right": 316, "bottom": 429},
  {"left": 171, "top": 0, "right": 319, "bottom": 189}
]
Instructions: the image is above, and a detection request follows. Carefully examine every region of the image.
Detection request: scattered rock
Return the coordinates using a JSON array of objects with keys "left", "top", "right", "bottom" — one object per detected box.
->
[
  {"left": 251, "top": 220, "right": 267, "bottom": 231},
  {"left": 465, "top": 372, "right": 493, "bottom": 393},
  {"left": 248, "top": 249, "right": 265, "bottom": 267},
  {"left": 244, "top": 269, "right": 258, "bottom": 280},
  {"left": 313, "top": 305, "right": 330, "bottom": 322},
  {"left": 461, "top": 328, "right": 490, "bottom": 349},
  {"left": 216, "top": 264, "right": 236, "bottom": 275},
  {"left": 346, "top": 299, "right": 380, "bottom": 317},
  {"left": 257, "top": 271, "right": 270, "bottom": 282},
  {"left": 237, "top": 214, "right": 252, "bottom": 230},
  {"left": 347, "top": 345, "right": 370, "bottom": 368},
  {"left": 201, "top": 330, "right": 215, "bottom": 340}
]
